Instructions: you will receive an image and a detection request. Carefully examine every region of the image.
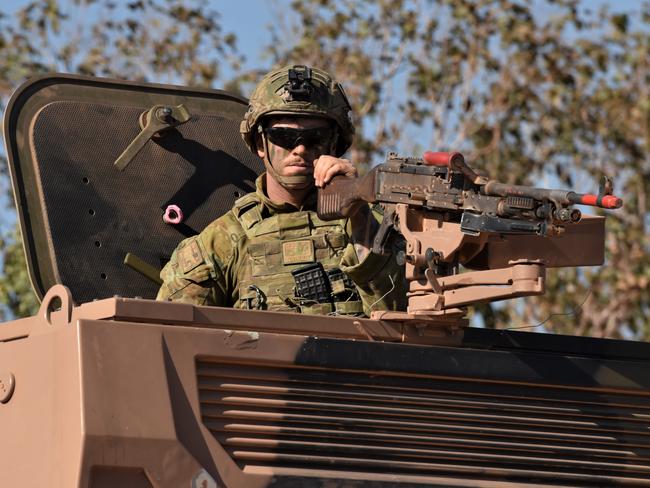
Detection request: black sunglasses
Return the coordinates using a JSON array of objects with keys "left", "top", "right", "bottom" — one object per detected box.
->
[{"left": 264, "top": 126, "right": 334, "bottom": 150}]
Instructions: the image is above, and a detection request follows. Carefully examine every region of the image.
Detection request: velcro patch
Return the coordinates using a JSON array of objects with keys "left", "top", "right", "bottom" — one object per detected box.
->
[
  {"left": 178, "top": 239, "right": 203, "bottom": 273},
  {"left": 282, "top": 239, "right": 315, "bottom": 265}
]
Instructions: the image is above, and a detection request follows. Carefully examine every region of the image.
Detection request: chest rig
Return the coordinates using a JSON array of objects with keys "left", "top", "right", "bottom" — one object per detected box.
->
[{"left": 232, "top": 194, "right": 363, "bottom": 315}]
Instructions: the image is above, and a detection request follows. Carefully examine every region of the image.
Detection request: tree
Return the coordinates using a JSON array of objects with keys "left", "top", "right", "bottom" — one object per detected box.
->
[
  {"left": 0, "top": 0, "right": 242, "bottom": 320},
  {"left": 261, "top": 0, "right": 650, "bottom": 339}
]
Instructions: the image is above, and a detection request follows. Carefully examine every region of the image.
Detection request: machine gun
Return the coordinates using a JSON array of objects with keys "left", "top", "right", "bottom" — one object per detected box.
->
[{"left": 318, "top": 151, "right": 622, "bottom": 322}]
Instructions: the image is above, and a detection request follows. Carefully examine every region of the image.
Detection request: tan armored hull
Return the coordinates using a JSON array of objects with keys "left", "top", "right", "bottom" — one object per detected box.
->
[{"left": 2, "top": 285, "right": 650, "bottom": 487}]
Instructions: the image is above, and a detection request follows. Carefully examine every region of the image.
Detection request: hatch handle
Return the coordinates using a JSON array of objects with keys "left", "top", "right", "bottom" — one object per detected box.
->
[
  {"left": 114, "top": 104, "right": 191, "bottom": 171},
  {"left": 124, "top": 253, "right": 163, "bottom": 285}
]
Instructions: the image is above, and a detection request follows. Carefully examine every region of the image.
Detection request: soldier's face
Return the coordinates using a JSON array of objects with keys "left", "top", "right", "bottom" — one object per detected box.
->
[{"left": 256, "top": 116, "right": 335, "bottom": 179}]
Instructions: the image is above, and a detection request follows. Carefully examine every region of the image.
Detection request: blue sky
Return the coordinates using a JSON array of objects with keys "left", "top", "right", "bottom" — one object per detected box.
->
[{"left": 219, "top": 0, "right": 273, "bottom": 70}]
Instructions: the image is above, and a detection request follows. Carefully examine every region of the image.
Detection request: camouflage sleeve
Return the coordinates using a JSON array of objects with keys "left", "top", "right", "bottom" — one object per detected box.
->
[
  {"left": 156, "top": 213, "right": 242, "bottom": 306},
  {"left": 339, "top": 206, "right": 408, "bottom": 315}
]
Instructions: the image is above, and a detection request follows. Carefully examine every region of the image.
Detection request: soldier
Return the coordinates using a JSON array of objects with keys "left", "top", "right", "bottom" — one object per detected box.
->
[{"left": 157, "top": 65, "right": 406, "bottom": 315}]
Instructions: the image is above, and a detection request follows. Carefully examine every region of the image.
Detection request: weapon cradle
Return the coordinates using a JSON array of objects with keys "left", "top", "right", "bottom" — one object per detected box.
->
[{"left": 378, "top": 204, "right": 599, "bottom": 323}]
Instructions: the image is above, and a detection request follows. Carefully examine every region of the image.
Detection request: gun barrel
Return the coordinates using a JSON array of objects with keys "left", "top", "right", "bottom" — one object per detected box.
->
[{"left": 483, "top": 181, "right": 622, "bottom": 209}]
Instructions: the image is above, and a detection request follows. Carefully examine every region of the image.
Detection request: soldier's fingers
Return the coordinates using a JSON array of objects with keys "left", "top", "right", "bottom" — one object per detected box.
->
[
  {"left": 314, "top": 156, "right": 356, "bottom": 187},
  {"left": 314, "top": 156, "right": 336, "bottom": 187},
  {"left": 183, "top": 264, "right": 212, "bottom": 283},
  {"left": 313, "top": 156, "right": 324, "bottom": 187},
  {"left": 322, "top": 161, "right": 357, "bottom": 185}
]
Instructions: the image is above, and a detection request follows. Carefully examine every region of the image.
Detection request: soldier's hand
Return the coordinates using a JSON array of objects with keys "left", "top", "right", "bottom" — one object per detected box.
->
[
  {"left": 313, "top": 155, "right": 357, "bottom": 188},
  {"left": 183, "top": 263, "right": 213, "bottom": 284}
]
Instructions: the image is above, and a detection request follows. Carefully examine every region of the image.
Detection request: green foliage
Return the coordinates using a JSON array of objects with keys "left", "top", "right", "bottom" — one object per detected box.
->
[{"left": 0, "top": 225, "right": 40, "bottom": 321}]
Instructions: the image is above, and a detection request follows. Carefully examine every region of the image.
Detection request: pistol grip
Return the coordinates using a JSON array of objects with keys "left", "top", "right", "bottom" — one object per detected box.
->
[{"left": 372, "top": 207, "right": 396, "bottom": 255}]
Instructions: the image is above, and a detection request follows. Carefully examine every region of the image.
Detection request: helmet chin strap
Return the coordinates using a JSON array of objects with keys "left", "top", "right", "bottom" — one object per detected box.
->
[{"left": 262, "top": 132, "right": 314, "bottom": 191}]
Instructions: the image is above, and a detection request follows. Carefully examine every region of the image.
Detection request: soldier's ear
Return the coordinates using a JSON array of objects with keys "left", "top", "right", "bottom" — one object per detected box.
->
[{"left": 255, "top": 131, "right": 265, "bottom": 159}]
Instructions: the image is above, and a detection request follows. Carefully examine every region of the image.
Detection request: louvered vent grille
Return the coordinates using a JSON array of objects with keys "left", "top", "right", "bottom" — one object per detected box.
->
[{"left": 197, "top": 360, "right": 650, "bottom": 485}]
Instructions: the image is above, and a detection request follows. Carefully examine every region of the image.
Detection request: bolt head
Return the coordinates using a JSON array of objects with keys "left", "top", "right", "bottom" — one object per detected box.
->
[
  {"left": 192, "top": 469, "right": 217, "bottom": 488},
  {"left": 0, "top": 373, "right": 15, "bottom": 404}
]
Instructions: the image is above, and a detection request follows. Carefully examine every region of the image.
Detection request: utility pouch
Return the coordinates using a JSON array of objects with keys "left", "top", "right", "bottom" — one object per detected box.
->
[
  {"left": 326, "top": 268, "right": 355, "bottom": 298},
  {"left": 291, "top": 262, "right": 332, "bottom": 304}
]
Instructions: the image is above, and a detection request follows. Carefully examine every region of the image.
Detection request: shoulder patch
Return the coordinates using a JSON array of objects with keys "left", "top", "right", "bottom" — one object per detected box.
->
[{"left": 178, "top": 239, "right": 204, "bottom": 273}]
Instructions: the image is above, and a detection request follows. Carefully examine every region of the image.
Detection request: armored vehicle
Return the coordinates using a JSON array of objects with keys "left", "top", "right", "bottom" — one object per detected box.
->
[{"left": 2, "top": 75, "right": 650, "bottom": 487}]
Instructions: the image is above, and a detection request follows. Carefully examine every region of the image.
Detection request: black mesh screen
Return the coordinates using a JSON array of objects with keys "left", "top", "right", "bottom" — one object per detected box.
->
[{"left": 30, "top": 100, "right": 263, "bottom": 303}]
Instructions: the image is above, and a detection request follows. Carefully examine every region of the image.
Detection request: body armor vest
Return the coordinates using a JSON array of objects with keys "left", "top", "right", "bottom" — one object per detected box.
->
[{"left": 232, "top": 193, "right": 363, "bottom": 315}]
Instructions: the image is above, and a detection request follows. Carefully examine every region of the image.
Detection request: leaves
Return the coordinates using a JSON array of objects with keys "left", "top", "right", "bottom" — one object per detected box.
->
[{"left": 0, "top": 225, "right": 40, "bottom": 321}]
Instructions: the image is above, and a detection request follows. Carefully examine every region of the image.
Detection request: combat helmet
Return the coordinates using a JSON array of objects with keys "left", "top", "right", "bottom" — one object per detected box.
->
[{"left": 240, "top": 65, "right": 354, "bottom": 157}]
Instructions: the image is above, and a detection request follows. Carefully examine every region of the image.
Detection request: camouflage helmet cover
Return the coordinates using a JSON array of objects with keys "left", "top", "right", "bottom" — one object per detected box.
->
[{"left": 240, "top": 65, "right": 354, "bottom": 157}]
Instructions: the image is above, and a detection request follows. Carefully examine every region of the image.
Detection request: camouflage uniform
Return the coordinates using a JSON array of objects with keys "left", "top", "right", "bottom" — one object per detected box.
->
[
  {"left": 158, "top": 64, "right": 406, "bottom": 315},
  {"left": 157, "top": 174, "right": 407, "bottom": 315}
]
